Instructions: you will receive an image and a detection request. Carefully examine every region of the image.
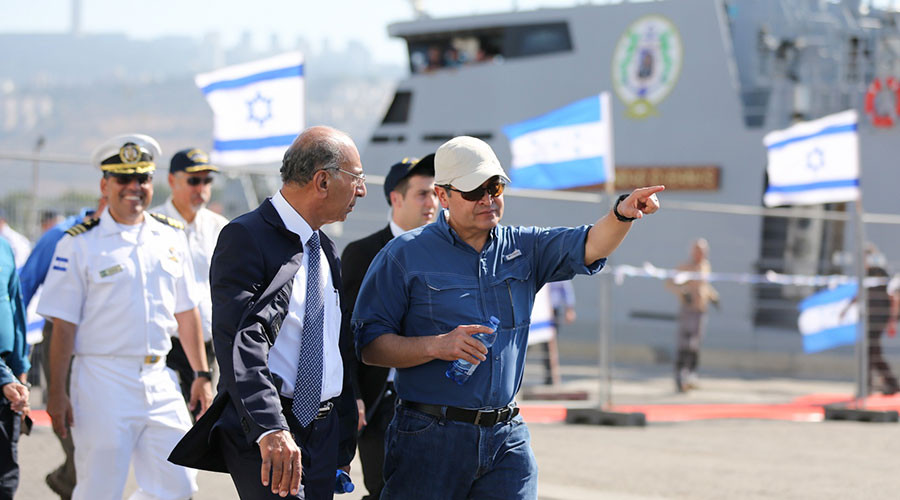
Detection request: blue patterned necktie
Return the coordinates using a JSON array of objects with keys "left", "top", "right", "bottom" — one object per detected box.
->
[{"left": 292, "top": 231, "right": 324, "bottom": 426}]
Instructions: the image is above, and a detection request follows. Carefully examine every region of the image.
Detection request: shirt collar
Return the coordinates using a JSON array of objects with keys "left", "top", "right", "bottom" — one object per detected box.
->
[
  {"left": 389, "top": 219, "right": 405, "bottom": 238},
  {"left": 271, "top": 190, "right": 315, "bottom": 246},
  {"left": 161, "top": 197, "right": 187, "bottom": 225},
  {"left": 97, "top": 207, "right": 147, "bottom": 238}
]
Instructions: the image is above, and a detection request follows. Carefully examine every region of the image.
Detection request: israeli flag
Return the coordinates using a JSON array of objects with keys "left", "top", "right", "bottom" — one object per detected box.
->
[
  {"left": 797, "top": 283, "right": 858, "bottom": 353},
  {"left": 502, "top": 93, "right": 614, "bottom": 190},
  {"left": 195, "top": 52, "right": 304, "bottom": 167},
  {"left": 763, "top": 110, "right": 859, "bottom": 207}
]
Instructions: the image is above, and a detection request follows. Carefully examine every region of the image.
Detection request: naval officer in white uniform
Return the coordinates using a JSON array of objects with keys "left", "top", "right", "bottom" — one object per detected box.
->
[
  {"left": 38, "top": 134, "right": 213, "bottom": 500},
  {"left": 152, "top": 148, "right": 228, "bottom": 402}
]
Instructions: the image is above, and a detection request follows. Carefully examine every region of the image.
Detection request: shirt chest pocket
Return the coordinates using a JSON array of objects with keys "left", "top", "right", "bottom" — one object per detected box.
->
[
  {"left": 489, "top": 259, "right": 533, "bottom": 327},
  {"left": 423, "top": 274, "right": 481, "bottom": 333},
  {"left": 159, "top": 255, "right": 184, "bottom": 279}
]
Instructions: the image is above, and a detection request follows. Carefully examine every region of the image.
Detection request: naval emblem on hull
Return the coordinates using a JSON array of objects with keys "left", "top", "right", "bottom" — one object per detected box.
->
[{"left": 611, "top": 15, "right": 683, "bottom": 119}]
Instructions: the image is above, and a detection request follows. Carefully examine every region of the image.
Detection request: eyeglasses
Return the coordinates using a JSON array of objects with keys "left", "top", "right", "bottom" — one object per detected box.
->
[
  {"left": 186, "top": 176, "right": 214, "bottom": 186},
  {"left": 111, "top": 173, "right": 152, "bottom": 185},
  {"left": 328, "top": 167, "right": 366, "bottom": 185},
  {"left": 441, "top": 180, "right": 505, "bottom": 201}
]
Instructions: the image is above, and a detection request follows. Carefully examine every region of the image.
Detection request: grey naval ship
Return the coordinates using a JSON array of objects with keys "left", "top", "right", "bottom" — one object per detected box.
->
[{"left": 336, "top": 0, "right": 900, "bottom": 372}]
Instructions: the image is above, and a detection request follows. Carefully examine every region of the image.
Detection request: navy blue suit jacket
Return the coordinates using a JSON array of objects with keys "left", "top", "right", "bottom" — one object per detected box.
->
[{"left": 169, "top": 198, "right": 357, "bottom": 471}]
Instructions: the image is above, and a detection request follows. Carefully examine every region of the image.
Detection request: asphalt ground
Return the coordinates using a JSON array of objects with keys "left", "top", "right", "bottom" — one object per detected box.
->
[{"left": 14, "top": 361, "right": 900, "bottom": 499}]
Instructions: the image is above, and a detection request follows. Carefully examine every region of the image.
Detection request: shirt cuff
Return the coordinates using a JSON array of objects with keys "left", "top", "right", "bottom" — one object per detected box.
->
[{"left": 256, "top": 429, "right": 280, "bottom": 444}]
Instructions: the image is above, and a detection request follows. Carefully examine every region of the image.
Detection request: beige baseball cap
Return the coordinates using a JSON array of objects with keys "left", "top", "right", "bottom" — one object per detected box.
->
[{"left": 434, "top": 136, "right": 511, "bottom": 192}]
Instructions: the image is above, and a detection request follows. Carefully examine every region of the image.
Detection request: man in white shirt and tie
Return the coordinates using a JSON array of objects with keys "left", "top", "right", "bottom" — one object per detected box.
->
[{"left": 169, "top": 126, "right": 365, "bottom": 499}]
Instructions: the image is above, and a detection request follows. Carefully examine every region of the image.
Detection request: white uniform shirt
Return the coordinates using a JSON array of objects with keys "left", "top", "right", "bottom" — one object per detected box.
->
[
  {"left": 151, "top": 198, "right": 228, "bottom": 342},
  {"left": 37, "top": 208, "right": 199, "bottom": 356},
  {"left": 267, "top": 191, "right": 343, "bottom": 401}
]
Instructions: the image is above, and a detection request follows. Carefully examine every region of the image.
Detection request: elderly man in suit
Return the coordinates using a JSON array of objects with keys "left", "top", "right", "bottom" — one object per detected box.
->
[
  {"left": 341, "top": 155, "right": 437, "bottom": 499},
  {"left": 170, "top": 126, "right": 364, "bottom": 499}
]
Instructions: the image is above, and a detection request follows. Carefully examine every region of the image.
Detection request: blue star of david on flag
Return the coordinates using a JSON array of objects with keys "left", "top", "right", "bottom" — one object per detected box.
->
[
  {"left": 195, "top": 52, "right": 305, "bottom": 166},
  {"left": 246, "top": 92, "right": 273, "bottom": 127}
]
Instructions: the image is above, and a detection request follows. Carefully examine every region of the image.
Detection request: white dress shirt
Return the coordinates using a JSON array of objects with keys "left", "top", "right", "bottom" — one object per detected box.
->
[
  {"left": 151, "top": 199, "right": 228, "bottom": 341},
  {"left": 37, "top": 208, "right": 198, "bottom": 356},
  {"left": 268, "top": 191, "right": 343, "bottom": 401}
]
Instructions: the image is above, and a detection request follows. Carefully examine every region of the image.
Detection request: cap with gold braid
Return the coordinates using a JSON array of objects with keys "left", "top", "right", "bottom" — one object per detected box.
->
[{"left": 90, "top": 134, "right": 162, "bottom": 175}]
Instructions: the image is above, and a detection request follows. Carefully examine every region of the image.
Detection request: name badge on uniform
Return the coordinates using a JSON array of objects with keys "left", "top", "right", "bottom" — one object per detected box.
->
[
  {"left": 504, "top": 249, "right": 523, "bottom": 262},
  {"left": 99, "top": 264, "right": 124, "bottom": 278}
]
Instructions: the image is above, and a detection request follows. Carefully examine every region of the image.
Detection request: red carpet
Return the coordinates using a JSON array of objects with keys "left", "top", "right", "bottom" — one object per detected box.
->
[
  {"left": 518, "top": 393, "right": 900, "bottom": 423},
  {"left": 29, "top": 394, "right": 899, "bottom": 427}
]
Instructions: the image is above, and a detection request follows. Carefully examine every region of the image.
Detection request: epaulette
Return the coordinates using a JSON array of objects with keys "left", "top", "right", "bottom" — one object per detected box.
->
[
  {"left": 64, "top": 218, "right": 100, "bottom": 237},
  {"left": 149, "top": 213, "right": 185, "bottom": 230}
]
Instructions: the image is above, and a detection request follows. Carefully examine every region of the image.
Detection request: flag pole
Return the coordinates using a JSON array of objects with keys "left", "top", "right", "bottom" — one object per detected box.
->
[
  {"left": 853, "top": 170, "right": 868, "bottom": 407},
  {"left": 599, "top": 92, "right": 615, "bottom": 411}
]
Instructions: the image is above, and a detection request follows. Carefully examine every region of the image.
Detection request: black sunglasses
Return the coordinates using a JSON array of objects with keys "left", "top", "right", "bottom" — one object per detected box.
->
[
  {"left": 442, "top": 180, "right": 505, "bottom": 201},
  {"left": 111, "top": 173, "right": 152, "bottom": 185},
  {"left": 186, "top": 176, "right": 214, "bottom": 186}
]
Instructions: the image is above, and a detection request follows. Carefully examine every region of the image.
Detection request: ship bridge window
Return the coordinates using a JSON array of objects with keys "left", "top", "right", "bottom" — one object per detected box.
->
[
  {"left": 381, "top": 90, "right": 412, "bottom": 124},
  {"left": 405, "top": 22, "right": 571, "bottom": 73}
]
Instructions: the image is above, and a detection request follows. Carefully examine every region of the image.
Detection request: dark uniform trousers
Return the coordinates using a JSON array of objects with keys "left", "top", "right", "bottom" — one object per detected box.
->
[
  {"left": 167, "top": 336, "right": 217, "bottom": 408},
  {"left": 218, "top": 397, "right": 339, "bottom": 500}
]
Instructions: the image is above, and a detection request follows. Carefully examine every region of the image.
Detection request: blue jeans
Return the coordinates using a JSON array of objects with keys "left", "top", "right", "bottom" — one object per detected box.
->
[{"left": 381, "top": 405, "right": 537, "bottom": 500}]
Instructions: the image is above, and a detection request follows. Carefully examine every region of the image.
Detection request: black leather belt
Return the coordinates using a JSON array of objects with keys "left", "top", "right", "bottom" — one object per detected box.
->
[
  {"left": 280, "top": 396, "right": 337, "bottom": 421},
  {"left": 400, "top": 400, "right": 519, "bottom": 427}
]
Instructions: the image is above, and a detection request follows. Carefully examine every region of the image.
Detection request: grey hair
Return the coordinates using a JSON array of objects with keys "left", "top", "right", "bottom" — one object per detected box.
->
[{"left": 280, "top": 130, "right": 350, "bottom": 185}]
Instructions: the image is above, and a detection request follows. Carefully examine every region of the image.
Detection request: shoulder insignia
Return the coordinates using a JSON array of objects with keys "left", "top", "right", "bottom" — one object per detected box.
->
[
  {"left": 64, "top": 218, "right": 100, "bottom": 237},
  {"left": 149, "top": 212, "right": 184, "bottom": 230}
]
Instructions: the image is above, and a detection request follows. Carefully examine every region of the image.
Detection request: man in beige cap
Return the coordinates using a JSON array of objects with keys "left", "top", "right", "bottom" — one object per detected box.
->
[{"left": 353, "top": 136, "right": 663, "bottom": 499}]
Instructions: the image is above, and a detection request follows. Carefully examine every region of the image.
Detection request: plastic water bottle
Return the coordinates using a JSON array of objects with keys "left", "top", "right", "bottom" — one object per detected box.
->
[
  {"left": 334, "top": 469, "right": 354, "bottom": 494},
  {"left": 445, "top": 316, "right": 500, "bottom": 385}
]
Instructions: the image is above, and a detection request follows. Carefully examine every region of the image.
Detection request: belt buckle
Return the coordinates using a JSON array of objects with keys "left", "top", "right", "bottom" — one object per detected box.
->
[
  {"left": 474, "top": 409, "right": 494, "bottom": 426},
  {"left": 316, "top": 401, "right": 334, "bottom": 420}
]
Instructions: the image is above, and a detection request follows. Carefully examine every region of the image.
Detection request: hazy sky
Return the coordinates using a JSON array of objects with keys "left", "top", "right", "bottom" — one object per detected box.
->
[{"left": 1, "top": 0, "right": 588, "bottom": 65}]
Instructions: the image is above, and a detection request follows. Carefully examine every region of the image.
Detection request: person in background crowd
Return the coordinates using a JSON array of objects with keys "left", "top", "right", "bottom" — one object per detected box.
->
[
  {"left": 40, "top": 211, "right": 63, "bottom": 234},
  {"left": 541, "top": 280, "right": 577, "bottom": 386},
  {"left": 38, "top": 133, "right": 212, "bottom": 500},
  {"left": 864, "top": 245, "right": 899, "bottom": 395},
  {"left": 341, "top": 154, "right": 437, "bottom": 499},
  {"left": 0, "top": 209, "right": 32, "bottom": 269},
  {"left": 666, "top": 238, "right": 719, "bottom": 393},
  {"left": 151, "top": 148, "right": 228, "bottom": 406},
  {"left": 0, "top": 237, "right": 31, "bottom": 499}
]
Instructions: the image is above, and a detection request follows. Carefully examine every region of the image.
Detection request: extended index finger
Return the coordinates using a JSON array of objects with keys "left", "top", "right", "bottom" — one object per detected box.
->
[{"left": 633, "top": 185, "right": 666, "bottom": 199}]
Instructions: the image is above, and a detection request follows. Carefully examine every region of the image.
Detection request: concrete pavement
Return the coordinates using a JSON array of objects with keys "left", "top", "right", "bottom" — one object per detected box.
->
[{"left": 14, "top": 361, "right": 900, "bottom": 499}]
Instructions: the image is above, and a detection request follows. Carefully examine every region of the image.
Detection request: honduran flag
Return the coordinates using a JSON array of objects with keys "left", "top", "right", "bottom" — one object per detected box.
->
[
  {"left": 502, "top": 93, "right": 614, "bottom": 190},
  {"left": 195, "top": 52, "right": 304, "bottom": 167},
  {"left": 797, "top": 283, "right": 858, "bottom": 353}
]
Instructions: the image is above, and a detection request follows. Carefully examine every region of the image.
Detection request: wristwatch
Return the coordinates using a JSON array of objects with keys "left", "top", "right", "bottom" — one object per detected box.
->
[
  {"left": 194, "top": 370, "right": 213, "bottom": 381},
  {"left": 613, "top": 194, "right": 637, "bottom": 222}
]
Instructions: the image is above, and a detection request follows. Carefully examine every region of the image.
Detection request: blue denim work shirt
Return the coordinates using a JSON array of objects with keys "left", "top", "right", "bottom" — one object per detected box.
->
[{"left": 353, "top": 210, "right": 605, "bottom": 409}]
